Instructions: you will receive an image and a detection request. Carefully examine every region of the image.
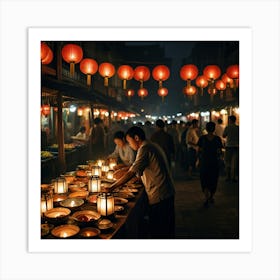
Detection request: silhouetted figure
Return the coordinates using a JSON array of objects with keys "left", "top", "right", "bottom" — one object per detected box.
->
[{"left": 197, "top": 122, "right": 223, "bottom": 207}]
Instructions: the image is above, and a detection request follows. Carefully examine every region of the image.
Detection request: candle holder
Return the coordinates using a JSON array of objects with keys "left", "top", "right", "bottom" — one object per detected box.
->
[
  {"left": 96, "top": 159, "right": 105, "bottom": 167},
  {"left": 91, "top": 165, "right": 102, "bottom": 177},
  {"left": 52, "top": 177, "right": 68, "bottom": 194},
  {"left": 97, "top": 193, "right": 115, "bottom": 218},
  {"left": 88, "top": 175, "right": 101, "bottom": 193},
  {"left": 41, "top": 186, "right": 54, "bottom": 217},
  {"left": 106, "top": 170, "right": 114, "bottom": 180}
]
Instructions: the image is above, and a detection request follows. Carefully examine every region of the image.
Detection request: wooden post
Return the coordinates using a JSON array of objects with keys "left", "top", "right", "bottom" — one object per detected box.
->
[{"left": 57, "top": 92, "right": 66, "bottom": 174}]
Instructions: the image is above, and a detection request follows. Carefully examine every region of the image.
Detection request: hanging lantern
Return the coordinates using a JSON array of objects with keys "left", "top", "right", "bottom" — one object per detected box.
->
[
  {"left": 183, "top": 85, "right": 197, "bottom": 100},
  {"left": 41, "top": 43, "right": 53, "bottom": 65},
  {"left": 137, "top": 88, "right": 148, "bottom": 100},
  {"left": 134, "top": 66, "right": 150, "bottom": 88},
  {"left": 61, "top": 44, "right": 83, "bottom": 78},
  {"left": 157, "top": 87, "right": 168, "bottom": 102},
  {"left": 215, "top": 80, "right": 226, "bottom": 99},
  {"left": 41, "top": 104, "right": 51, "bottom": 116},
  {"left": 91, "top": 165, "right": 102, "bottom": 177},
  {"left": 97, "top": 193, "right": 115, "bottom": 217},
  {"left": 221, "top": 73, "right": 234, "bottom": 88},
  {"left": 226, "top": 64, "right": 239, "bottom": 89},
  {"left": 208, "top": 87, "right": 217, "bottom": 102},
  {"left": 180, "top": 64, "right": 199, "bottom": 87},
  {"left": 195, "top": 75, "right": 208, "bottom": 96},
  {"left": 41, "top": 187, "right": 53, "bottom": 216},
  {"left": 152, "top": 65, "right": 170, "bottom": 88},
  {"left": 125, "top": 89, "right": 135, "bottom": 99},
  {"left": 203, "top": 65, "right": 221, "bottom": 94},
  {"left": 80, "top": 58, "right": 98, "bottom": 86},
  {"left": 117, "top": 65, "right": 134, "bottom": 90},
  {"left": 77, "top": 107, "right": 83, "bottom": 116},
  {"left": 98, "top": 62, "right": 115, "bottom": 87},
  {"left": 52, "top": 177, "right": 68, "bottom": 194}
]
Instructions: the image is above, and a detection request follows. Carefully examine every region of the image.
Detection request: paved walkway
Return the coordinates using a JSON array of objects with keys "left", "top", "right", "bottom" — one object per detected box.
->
[{"left": 172, "top": 163, "right": 239, "bottom": 239}]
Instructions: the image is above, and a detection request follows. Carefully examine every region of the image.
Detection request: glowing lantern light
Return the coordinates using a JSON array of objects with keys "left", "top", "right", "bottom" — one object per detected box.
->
[
  {"left": 137, "top": 88, "right": 148, "bottom": 100},
  {"left": 125, "top": 89, "right": 135, "bottom": 99},
  {"left": 134, "top": 66, "right": 150, "bottom": 88},
  {"left": 157, "top": 87, "right": 168, "bottom": 102},
  {"left": 215, "top": 79, "right": 226, "bottom": 99},
  {"left": 183, "top": 85, "right": 197, "bottom": 100},
  {"left": 152, "top": 65, "right": 170, "bottom": 89},
  {"left": 41, "top": 104, "right": 51, "bottom": 116},
  {"left": 203, "top": 65, "right": 221, "bottom": 94},
  {"left": 80, "top": 58, "right": 98, "bottom": 86},
  {"left": 41, "top": 43, "right": 53, "bottom": 65},
  {"left": 117, "top": 65, "right": 134, "bottom": 90},
  {"left": 195, "top": 75, "right": 208, "bottom": 96},
  {"left": 180, "top": 64, "right": 199, "bottom": 87},
  {"left": 208, "top": 87, "right": 217, "bottom": 102},
  {"left": 77, "top": 107, "right": 83, "bottom": 116},
  {"left": 221, "top": 73, "right": 234, "bottom": 88},
  {"left": 226, "top": 64, "right": 239, "bottom": 90},
  {"left": 98, "top": 62, "right": 115, "bottom": 87},
  {"left": 61, "top": 44, "right": 83, "bottom": 77}
]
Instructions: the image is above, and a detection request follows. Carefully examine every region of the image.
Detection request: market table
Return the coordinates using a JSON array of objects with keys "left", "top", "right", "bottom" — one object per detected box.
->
[{"left": 41, "top": 179, "right": 148, "bottom": 240}]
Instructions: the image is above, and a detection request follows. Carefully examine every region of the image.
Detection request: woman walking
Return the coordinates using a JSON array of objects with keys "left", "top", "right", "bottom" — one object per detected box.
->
[{"left": 197, "top": 122, "right": 223, "bottom": 207}]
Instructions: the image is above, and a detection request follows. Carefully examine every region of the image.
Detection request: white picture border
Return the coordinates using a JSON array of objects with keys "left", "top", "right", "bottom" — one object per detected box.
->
[{"left": 28, "top": 27, "right": 252, "bottom": 253}]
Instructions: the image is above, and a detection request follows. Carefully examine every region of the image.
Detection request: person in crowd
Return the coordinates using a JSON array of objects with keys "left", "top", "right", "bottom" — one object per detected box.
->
[
  {"left": 108, "top": 126, "right": 176, "bottom": 239},
  {"left": 179, "top": 121, "right": 192, "bottom": 168},
  {"left": 167, "top": 120, "right": 180, "bottom": 164},
  {"left": 143, "top": 120, "right": 155, "bottom": 140},
  {"left": 71, "top": 126, "right": 88, "bottom": 144},
  {"left": 107, "top": 130, "right": 136, "bottom": 169},
  {"left": 150, "top": 119, "right": 175, "bottom": 167},
  {"left": 91, "top": 118, "right": 106, "bottom": 159},
  {"left": 186, "top": 119, "right": 200, "bottom": 178},
  {"left": 197, "top": 122, "right": 223, "bottom": 207},
  {"left": 215, "top": 118, "right": 226, "bottom": 146},
  {"left": 223, "top": 115, "right": 239, "bottom": 182}
]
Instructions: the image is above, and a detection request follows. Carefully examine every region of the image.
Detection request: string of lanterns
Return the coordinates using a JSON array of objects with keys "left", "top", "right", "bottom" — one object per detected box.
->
[{"left": 41, "top": 42, "right": 239, "bottom": 104}]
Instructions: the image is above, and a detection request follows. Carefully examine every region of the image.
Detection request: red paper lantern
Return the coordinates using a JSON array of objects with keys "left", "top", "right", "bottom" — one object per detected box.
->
[
  {"left": 80, "top": 58, "right": 98, "bottom": 86},
  {"left": 41, "top": 43, "right": 53, "bottom": 65},
  {"left": 157, "top": 87, "right": 168, "bottom": 102},
  {"left": 98, "top": 62, "right": 115, "bottom": 86},
  {"left": 215, "top": 80, "right": 226, "bottom": 91},
  {"left": 134, "top": 66, "right": 150, "bottom": 88},
  {"left": 226, "top": 64, "right": 239, "bottom": 79},
  {"left": 221, "top": 73, "right": 234, "bottom": 87},
  {"left": 41, "top": 43, "right": 50, "bottom": 61},
  {"left": 137, "top": 88, "right": 148, "bottom": 100},
  {"left": 117, "top": 65, "right": 134, "bottom": 89},
  {"left": 152, "top": 65, "right": 170, "bottom": 88},
  {"left": 183, "top": 85, "right": 197, "bottom": 96},
  {"left": 180, "top": 64, "right": 199, "bottom": 87},
  {"left": 41, "top": 104, "right": 51, "bottom": 116},
  {"left": 61, "top": 44, "right": 83, "bottom": 77},
  {"left": 203, "top": 65, "right": 221, "bottom": 81},
  {"left": 125, "top": 89, "right": 135, "bottom": 98},
  {"left": 195, "top": 75, "right": 208, "bottom": 96}
]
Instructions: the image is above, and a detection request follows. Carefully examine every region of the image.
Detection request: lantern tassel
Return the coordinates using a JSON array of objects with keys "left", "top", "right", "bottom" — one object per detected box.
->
[
  {"left": 140, "top": 80, "right": 143, "bottom": 89},
  {"left": 123, "top": 79, "right": 127, "bottom": 90},
  {"left": 70, "top": 62, "right": 75, "bottom": 78},
  {"left": 86, "top": 74, "right": 91, "bottom": 86},
  {"left": 200, "top": 88, "right": 204, "bottom": 96},
  {"left": 159, "top": 80, "right": 163, "bottom": 89},
  {"left": 104, "top": 77, "right": 109, "bottom": 87}
]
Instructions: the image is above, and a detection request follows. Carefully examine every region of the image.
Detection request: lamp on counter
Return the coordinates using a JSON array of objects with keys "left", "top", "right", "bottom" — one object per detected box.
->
[
  {"left": 101, "top": 164, "right": 109, "bottom": 174},
  {"left": 106, "top": 170, "right": 114, "bottom": 180},
  {"left": 41, "top": 187, "right": 53, "bottom": 216},
  {"left": 91, "top": 165, "right": 102, "bottom": 177},
  {"left": 108, "top": 159, "right": 117, "bottom": 170},
  {"left": 52, "top": 177, "right": 68, "bottom": 194},
  {"left": 97, "top": 193, "right": 115, "bottom": 217},
  {"left": 88, "top": 175, "right": 101, "bottom": 193},
  {"left": 96, "top": 159, "right": 105, "bottom": 167}
]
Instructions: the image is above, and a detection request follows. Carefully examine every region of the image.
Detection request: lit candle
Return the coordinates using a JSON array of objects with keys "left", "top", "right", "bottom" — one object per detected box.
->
[
  {"left": 97, "top": 160, "right": 105, "bottom": 167},
  {"left": 88, "top": 176, "right": 101, "bottom": 193},
  {"left": 109, "top": 162, "right": 117, "bottom": 170},
  {"left": 97, "top": 193, "right": 115, "bottom": 216},
  {"left": 107, "top": 170, "right": 114, "bottom": 180},
  {"left": 91, "top": 166, "right": 102, "bottom": 177},
  {"left": 41, "top": 189, "right": 53, "bottom": 215},
  {"left": 102, "top": 165, "right": 109, "bottom": 173}
]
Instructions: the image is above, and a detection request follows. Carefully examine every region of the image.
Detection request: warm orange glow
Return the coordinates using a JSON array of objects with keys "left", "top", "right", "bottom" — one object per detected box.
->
[
  {"left": 117, "top": 65, "right": 134, "bottom": 89},
  {"left": 125, "top": 89, "right": 135, "bottom": 97},
  {"left": 80, "top": 58, "right": 98, "bottom": 86},
  {"left": 203, "top": 65, "right": 221, "bottom": 80},
  {"left": 215, "top": 80, "right": 226, "bottom": 91},
  {"left": 183, "top": 85, "right": 197, "bottom": 96},
  {"left": 195, "top": 75, "right": 208, "bottom": 88},
  {"left": 98, "top": 62, "right": 115, "bottom": 86},
  {"left": 41, "top": 48, "right": 53, "bottom": 65},
  {"left": 61, "top": 44, "right": 83, "bottom": 64},
  {"left": 221, "top": 73, "right": 234, "bottom": 87},
  {"left": 180, "top": 64, "right": 199, "bottom": 82},
  {"left": 226, "top": 64, "right": 239, "bottom": 79},
  {"left": 137, "top": 88, "right": 148, "bottom": 99},
  {"left": 41, "top": 104, "right": 51, "bottom": 115},
  {"left": 157, "top": 87, "right": 168, "bottom": 97},
  {"left": 152, "top": 65, "right": 170, "bottom": 88},
  {"left": 41, "top": 42, "right": 50, "bottom": 61},
  {"left": 134, "top": 66, "right": 150, "bottom": 88}
]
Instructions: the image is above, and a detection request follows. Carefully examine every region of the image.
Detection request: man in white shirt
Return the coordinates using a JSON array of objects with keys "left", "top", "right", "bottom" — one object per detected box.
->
[{"left": 108, "top": 126, "right": 175, "bottom": 239}]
